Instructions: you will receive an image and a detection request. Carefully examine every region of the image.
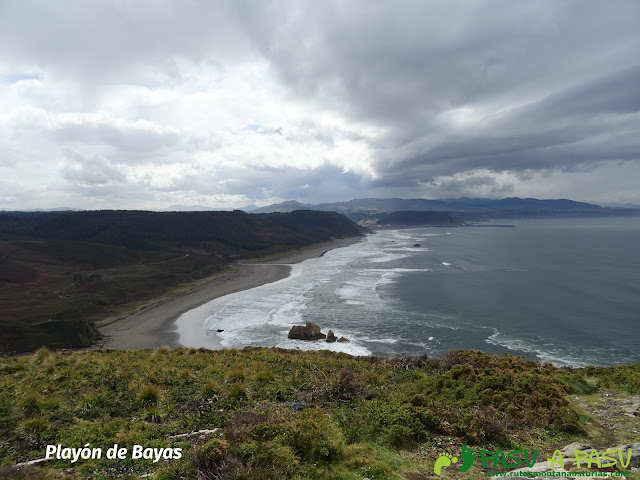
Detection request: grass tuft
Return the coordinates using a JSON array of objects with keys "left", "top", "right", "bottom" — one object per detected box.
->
[{"left": 137, "top": 384, "right": 160, "bottom": 407}]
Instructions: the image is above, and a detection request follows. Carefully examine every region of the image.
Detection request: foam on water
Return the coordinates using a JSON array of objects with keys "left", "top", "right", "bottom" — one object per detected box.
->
[
  {"left": 485, "top": 329, "right": 590, "bottom": 367},
  {"left": 175, "top": 223, "right": 639, "bottom": 366},
  {"left": 390, "top": 232, "right": 413, "bottom": 240},
  {"left": 401, "top": 340, "right": 440, "bottom": 354},
  {"left": 275, "top": 338, "right": 372, "bottom": 356},
  {"left": 363, "top": 268, "right": 430, "bottom": 273},
  {"left": 177, "top": 234, "right": 410, "bottom": 355},
  {"left": 355, "top": 335, "right": 399, "bottom": 344},
  {"left": 334, "top": 268, "right": 404, "bottom": 306},
  {"left": 384, "top": 247, "right": 430, "bottom": 252},
  {"left": 371, "top": 253, "right": 410, "bottom": 263}
]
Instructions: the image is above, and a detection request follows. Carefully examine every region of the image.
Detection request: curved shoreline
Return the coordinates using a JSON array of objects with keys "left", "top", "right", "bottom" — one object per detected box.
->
[{"left": 99, "top": 237, "right": 362, "bottom": 349}]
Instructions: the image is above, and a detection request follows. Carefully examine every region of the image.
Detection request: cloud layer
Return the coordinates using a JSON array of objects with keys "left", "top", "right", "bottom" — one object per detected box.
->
[{"left": 1, "top": 0, "right": 639, "bottom": 209}]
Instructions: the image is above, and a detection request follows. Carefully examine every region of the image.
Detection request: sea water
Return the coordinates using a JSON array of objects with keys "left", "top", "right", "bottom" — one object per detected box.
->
[{"left": 177, "top": 217, "right": 640, "bottom": 367}]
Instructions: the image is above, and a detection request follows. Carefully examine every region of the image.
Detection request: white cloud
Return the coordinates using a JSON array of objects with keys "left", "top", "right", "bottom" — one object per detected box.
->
[{"left": 0, "top": 1, "right": 639, "bottom": 209}]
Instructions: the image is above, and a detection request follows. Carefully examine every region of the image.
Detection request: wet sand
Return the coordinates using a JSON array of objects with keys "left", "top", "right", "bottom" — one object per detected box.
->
[{"left": 99, "top": 237, "right": 362, "bottom": 350}]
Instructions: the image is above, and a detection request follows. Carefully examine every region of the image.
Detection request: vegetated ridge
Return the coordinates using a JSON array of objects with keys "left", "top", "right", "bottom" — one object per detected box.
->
[
  {"left": 247, "top": 196, "right": 640, "bottom": 226},
  {"left": 0, "top": 348, "right": 638, "bottom": 479},
  {"left": 0, "top": 210, "right": 365, "bottom": 353}
]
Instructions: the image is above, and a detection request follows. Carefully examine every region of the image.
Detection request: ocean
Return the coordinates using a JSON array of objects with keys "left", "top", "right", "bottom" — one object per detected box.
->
[{"left": 176, "top": 217, "right": 640, "bottom": 367}]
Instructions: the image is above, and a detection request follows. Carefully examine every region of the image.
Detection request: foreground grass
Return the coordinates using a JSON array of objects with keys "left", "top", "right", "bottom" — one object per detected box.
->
[{"left": 0, "top": 348, "right": 638, "bottom": 479}]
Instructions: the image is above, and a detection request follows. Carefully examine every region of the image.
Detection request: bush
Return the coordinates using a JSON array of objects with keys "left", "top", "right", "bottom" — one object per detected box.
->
[
  {"left": 591, "top": 362, "right": 640, "bottom": 394},
  {"left": 0, "top": 466, "right": 59, "bottom": 479},
  {"left": 137, "top": 384, "right": 160, "bottom": 407},
  {"left": 227, "top": 382, "right": 248, "bottom": 402},
  {"left": 193, "top": 438, "right": 230, "bottom": 480},
  {"left": 18, "top": 417, "right": 53, "bottom": 448},
  {"left": 18, "top": 393, "right": 42, "bottom": 417},
  {"left": 223, "top": 404, "right": 344, "bottom": 477}
]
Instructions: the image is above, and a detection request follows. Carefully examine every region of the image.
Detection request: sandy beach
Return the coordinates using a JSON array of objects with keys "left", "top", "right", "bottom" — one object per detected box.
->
[{"left": 99, "top": 236, "right": 362, "bottom": 350}]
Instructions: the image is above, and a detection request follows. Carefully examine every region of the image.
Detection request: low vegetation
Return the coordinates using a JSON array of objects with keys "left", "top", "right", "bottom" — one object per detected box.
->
[
  {"left": 0, "top": 210, "right": 365, "bottom": 352},
  {"left": 1, "top": 348, "right": 637, "bottom": 479}
]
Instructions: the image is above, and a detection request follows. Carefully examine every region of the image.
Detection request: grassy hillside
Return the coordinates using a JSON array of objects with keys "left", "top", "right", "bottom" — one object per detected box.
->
[
  {"left": 0, "top": 240, "right": 227, "bottom": 352},
  {"left": 0, "top": 210, "right": 364, "bottom": 250},
  {"left": 1, "top": 348, "right": 638, "bottom": 479},
  {"left": 0, "top": 210, "right": 364, "bottom": 353}
]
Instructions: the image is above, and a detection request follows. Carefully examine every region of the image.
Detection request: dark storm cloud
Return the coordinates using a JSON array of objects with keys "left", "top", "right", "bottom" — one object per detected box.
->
[
  {"left": 0, "top": 1, "right": 250, "bottom": 83},
  {"left": 2, "top": 0, "right": 640, "bottom": 207},
  {"left": 429, "top": 174, "right": 515, "bottom": 198},
  {"left": 164, "top": 163, "right": 365, "bottom": 204},
  {"left": 241, "top": 0, "right": 640, "bottom": 184}
]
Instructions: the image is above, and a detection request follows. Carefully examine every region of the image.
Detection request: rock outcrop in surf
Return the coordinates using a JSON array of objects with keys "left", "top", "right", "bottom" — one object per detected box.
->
[{"left": 288, "top": 322, "right": 326, "bottom": 340}]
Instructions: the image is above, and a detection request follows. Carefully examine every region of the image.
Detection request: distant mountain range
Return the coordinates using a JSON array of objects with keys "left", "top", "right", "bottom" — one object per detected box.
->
[
  {"left": 9, "top": 198, "right": 640, "bottom": 225},
  {"left": 29, "top": 207, "right": 84, "bottom": 212},
  {"left": 243, "top": 197, "right": 640, "bottom": 226},
  {"left": 596, "top": 202, "right": 640, "bottom": 209},
  {"left": 162, "top": 204, "right": 258, "bottom": 212},
  {"left": 247, "top": 197, "right": 603, "bottom": 212}
]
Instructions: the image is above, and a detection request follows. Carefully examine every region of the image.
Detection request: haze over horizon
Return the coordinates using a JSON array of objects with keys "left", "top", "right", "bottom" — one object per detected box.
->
[{"left": 2, "top": 1, "right": 640, "bottom": 210}]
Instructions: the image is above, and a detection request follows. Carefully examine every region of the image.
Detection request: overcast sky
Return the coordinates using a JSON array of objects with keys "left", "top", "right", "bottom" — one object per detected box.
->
[{"left": 1, "top": 1, "right": 639, "bottom": 209}]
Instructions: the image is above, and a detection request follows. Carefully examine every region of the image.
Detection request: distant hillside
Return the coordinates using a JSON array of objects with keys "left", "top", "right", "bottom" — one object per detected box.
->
[
  {"left": 316, "top": 197, "right": 452, "bottom": 213},
  {"left": 440, "top": 196, "right": 603, "bottom": 211},
  {"left": 248, "top": 200, "right": 313, "bottom": 213},
  {"left": 0, "top": 210, "right": 364, "bottom": 352},
  {"left": 266, "top": 196, "right": 606, "bottom": 213},
  {"left": 366, "top": 210, "right": 479, "bottom": 226},
  {"left": 163, "top": 205, "right": 225, "bottom": 211},
  {"left": 252, "top": 197, "right": 640, "bottom": 226},
  {"left": 0, "top": 210, "right": 364, "bottom": 250},
  {"left": 598, "top": 201, "right": 640, "bottom": 209}
]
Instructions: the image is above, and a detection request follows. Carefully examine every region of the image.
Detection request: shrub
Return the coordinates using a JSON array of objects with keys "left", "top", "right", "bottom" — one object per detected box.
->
[
  {"left": 33, "top": 347, "right": 52, "bottom": 363},
  {"left": 79, "top": 392, "right": 112, "bottom": 419},
  {"left": 18, "top": 417, "right": 52, "bottom": 448},
  {"left": 343, "top": 400, "right": 436, "bottom": 447},
  {"left": 592, "top": 362, "right": 640, "bottom": 394},
  {"left": 552, "top": 373, "right": 598, "bottom": 395},
  {"left": 19, "top": 393, "right": 42, "bottom": 417},
  {"left": 0, "top": 466, "right": 59, "bottom": 479},
  {"left": 227, "top": 382, "right": 248, "bottom": 402},
  {"left": 223, "top": 403, "right": 345, "bottom": 476},
  {"left": 137, "top": 384, "right": 160, "bottom": 407},
  {"left": 193, "top": 438, "right": 230, "bottom": 479},
  {"left": 227, "top": 365, "right": 246, "bottom": 382}
]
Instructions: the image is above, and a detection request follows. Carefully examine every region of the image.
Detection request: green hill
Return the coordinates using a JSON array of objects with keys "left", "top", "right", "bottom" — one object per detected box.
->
[{"left": 0, "top": 210, "right": 364, "bottom": 353}]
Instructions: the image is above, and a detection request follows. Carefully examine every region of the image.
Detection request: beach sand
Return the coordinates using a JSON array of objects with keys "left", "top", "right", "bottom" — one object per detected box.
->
[{"left": 99, "top": 237, "right": 362, "bottom": 350}]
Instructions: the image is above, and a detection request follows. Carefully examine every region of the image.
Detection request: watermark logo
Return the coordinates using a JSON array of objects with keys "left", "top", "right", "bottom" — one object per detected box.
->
[
  {"left": 434, "top": 446, "right": 538, "bottom": 475},
  {"left": 547, "top": 448, "right": 632, "bottom": 470},
  {"left": 459, "top": 445, "right": 476, "bottom": 472},
  {"left": 433, "top": 445, "right": 479, "bottom": 474},
  {"left": 433, "top": 452, "right": 457, "bottom": 475},
  {"left": 434, "top": 446, "right": 632, "bottom": 475}
]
